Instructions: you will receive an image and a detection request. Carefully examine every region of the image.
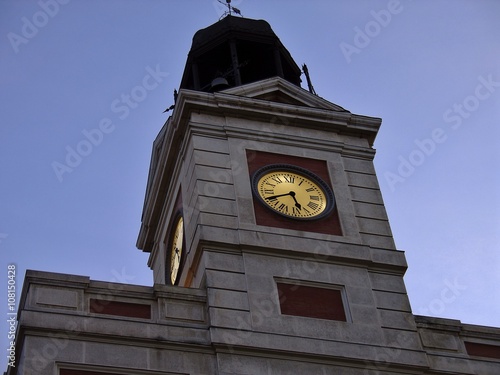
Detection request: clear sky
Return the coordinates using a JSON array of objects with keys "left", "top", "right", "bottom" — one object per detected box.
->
[{"left": 1, "top": 0, "right": 499, "bottom": 368}]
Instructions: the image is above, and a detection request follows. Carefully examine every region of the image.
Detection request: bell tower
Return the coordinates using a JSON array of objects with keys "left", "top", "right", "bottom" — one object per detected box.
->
[
  {"left": 137, "top": 14, "right": 428, "bottom": 373},
  {"left": 178, "top": 15, "right": 301, "bottom": 92}
]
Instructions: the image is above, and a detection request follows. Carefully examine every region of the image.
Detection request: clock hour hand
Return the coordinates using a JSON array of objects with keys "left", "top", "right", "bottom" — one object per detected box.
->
[{"left": 288, "top": 191, "right": 301, "bottom": 209}]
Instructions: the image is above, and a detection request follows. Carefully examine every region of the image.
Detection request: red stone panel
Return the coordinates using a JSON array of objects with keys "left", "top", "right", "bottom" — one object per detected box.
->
[
  {"left": 61, "top": 370, "right": 123, "bottom": 375},
  {"left": 247, "top": 150, "right": 342, "bottom": 235},
  {"left": 465, "top": 341, "right": 500, "bottom": 359},
  {"left": 89, "top": 299, "right": 151, "bottom": 319},
  {"left": 277, "top": 282, "right": 347, "bottom": 321}
]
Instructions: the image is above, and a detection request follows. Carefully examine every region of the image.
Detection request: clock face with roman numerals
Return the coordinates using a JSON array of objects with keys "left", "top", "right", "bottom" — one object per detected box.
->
[
  {"left": 169, "top": 216, "right": 184, "bottom": 285},
  {"left": 252, "top": 164, "right": 335, "bottom": 220}
]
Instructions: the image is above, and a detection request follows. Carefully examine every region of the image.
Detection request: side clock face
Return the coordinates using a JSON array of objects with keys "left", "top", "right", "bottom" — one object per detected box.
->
[
  {"left": 252, "top": 165, "right": 335, "bottom": 220},
  {"left": 169, "top": 217, "right": 184, "bottom": 285}
]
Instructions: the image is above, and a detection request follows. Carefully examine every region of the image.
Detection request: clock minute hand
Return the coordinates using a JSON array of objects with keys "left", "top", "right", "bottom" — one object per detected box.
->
[
  {"left": 265, "top": 192, "right": 293, "bottom": 200},
  {"left": 265, "top": 191, "right": 302, "bottom": 210}
]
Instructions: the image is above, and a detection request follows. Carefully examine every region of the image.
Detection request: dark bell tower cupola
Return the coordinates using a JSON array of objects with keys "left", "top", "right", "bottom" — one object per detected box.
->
[{"left": 179, "top": 15, "right": 302, "bottom": 92}]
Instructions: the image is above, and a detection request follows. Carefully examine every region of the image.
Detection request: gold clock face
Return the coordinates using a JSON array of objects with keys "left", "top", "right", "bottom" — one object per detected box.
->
[
  {"left": 169, "top": 217, "right": 183, "bottom": 285},
  {"left": 253, "top": 165, "right": 334, "bottom": 220}
]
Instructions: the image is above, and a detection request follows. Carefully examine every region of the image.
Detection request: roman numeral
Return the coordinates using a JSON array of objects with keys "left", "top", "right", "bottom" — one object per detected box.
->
[
  {"left": 310, "top": 195, "right": 319, "bottom": 201},
  {"left": 264, "top": 189, "right": 274, "bottom": 194},
  {"left": 283, "top": 175, "right": 295, "bottom": 183},
  {"left": 307, "top": 201, "right": 319, "bottom": 210},
  {"left": 271, "top": 176, "right": 283, "bottom": 184},
  {"left": 265, "top": 182, "right": 276, "bottom": 188},
  {"left": 305, "top": 187, "right": 315, "bottom": 192},
  {"left": 278, "top": 203, "right": 287, "bottom": 212}
]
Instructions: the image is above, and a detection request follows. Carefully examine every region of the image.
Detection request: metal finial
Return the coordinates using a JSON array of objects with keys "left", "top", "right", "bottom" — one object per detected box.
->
[
  {"left": 218, "top": 0, "right": 243, "bottom": 19},
  {"left": 302, "top": 64, "right": 317, "bottom": 96}
]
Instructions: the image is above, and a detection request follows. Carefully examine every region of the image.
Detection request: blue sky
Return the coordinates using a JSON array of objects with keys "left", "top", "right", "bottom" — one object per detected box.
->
[{"left": 1, "top": 0, "right": 499, "bottom": 367}]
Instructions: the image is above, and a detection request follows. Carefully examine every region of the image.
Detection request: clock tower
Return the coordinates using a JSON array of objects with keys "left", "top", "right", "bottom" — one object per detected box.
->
[
  {"left": 9, "top": 12, "right": 500, "bottom": 375},
  {"left": 137, "top": 14, "right": 427, "bottom": 372}
]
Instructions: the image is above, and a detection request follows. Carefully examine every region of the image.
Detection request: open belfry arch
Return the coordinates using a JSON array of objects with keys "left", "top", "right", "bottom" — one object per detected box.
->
[{"left": 8, "top": 12, "right": 500, "bottom": 375}]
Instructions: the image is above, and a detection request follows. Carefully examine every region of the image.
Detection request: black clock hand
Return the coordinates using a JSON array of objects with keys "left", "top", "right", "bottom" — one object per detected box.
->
[
  {"left": 265, "top": 191, "right": 302, "bottom": 209},
  {"left": 265, "top": 192, "right": 293, "bottom": 200},
  {"left": 288, "top": 191, "right": 301, "bottom": 209}
]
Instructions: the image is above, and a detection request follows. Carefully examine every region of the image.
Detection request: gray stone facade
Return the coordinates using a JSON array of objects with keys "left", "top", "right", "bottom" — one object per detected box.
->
[{"left": 7, "top": 269, "right": 500, "bottom": 374}]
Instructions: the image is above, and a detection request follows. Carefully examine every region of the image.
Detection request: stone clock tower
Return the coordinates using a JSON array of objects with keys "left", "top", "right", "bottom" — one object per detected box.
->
[
  {"left": 9, "top": 14, "right": 500, "bottom": 375},
  {"left": 137, "top": 14, "right": 426, "bottom": 372}
]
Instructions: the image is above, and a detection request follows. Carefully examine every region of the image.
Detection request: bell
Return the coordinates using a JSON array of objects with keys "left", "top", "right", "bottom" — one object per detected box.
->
[{"left": 210, "top": 77, "right": 230, "bottom": 92}]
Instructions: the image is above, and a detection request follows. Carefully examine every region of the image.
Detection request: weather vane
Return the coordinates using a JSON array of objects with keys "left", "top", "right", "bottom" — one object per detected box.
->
[{"left": 218, "top": 0, "right": 243, "bottom": 19}]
